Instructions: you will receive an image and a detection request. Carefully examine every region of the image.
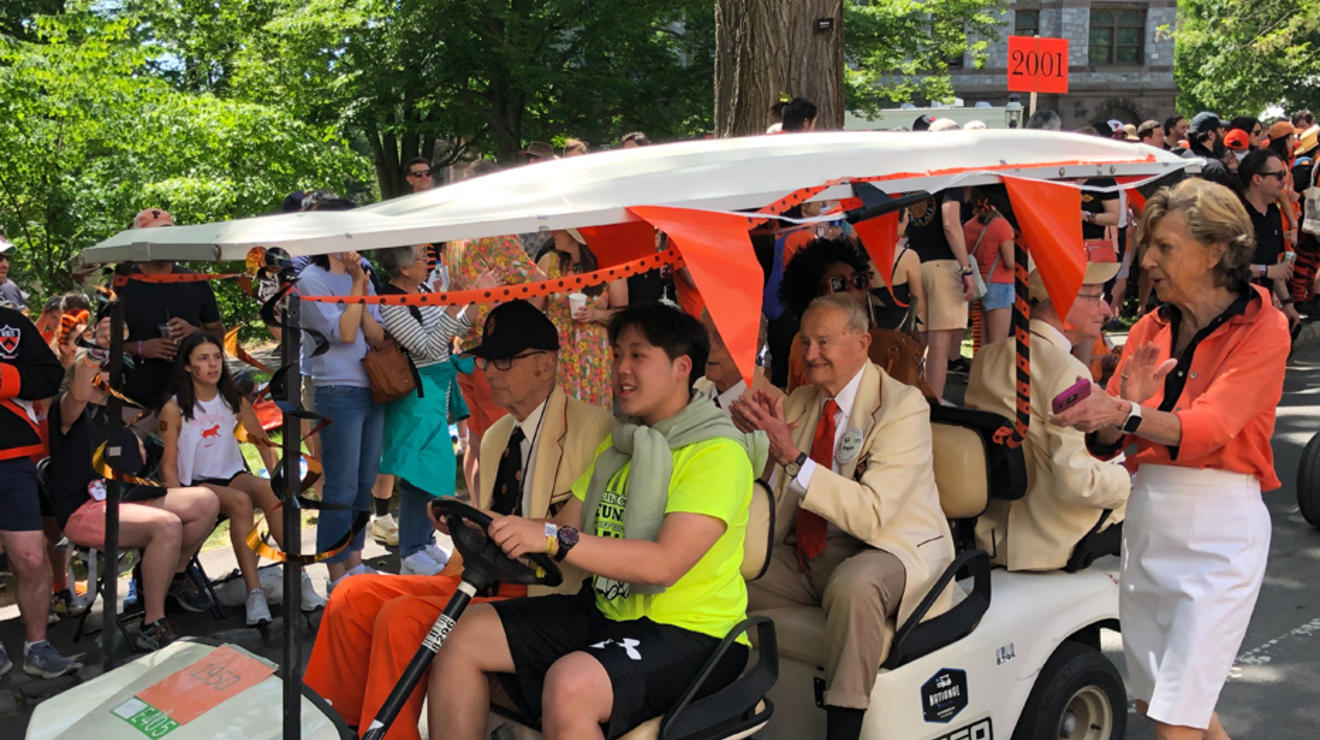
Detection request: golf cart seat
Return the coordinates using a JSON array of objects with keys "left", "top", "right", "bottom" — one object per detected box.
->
[
  {"left": 751, "top": 405, "right": 1026, "bottom": 672},
  {"left": 487, "top": 481, "right": 779, "bottom": 740}
]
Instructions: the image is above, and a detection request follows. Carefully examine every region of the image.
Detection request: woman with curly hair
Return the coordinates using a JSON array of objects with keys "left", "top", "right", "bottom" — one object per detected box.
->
[{"left": 780, "top": 237, "right": 926, "bottom": 393}]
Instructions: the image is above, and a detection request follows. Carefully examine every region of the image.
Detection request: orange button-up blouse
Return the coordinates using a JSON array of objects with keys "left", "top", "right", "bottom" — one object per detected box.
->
[{"left": 1104, "top": 284, "right": 1289, "bottom": 490}]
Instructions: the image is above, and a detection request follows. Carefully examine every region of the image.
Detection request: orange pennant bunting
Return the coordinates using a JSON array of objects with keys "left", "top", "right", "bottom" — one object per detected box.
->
[
  {"left": 578, "top": 221, "right": 657, "bottom": 266},
  {"left": 853, "top": 211, "right": 900, "bottom": 289},
  {"left": 298, "top": 250, "right": 680, "bottom": 305},
  {"left": 1002, "top": 176, "right": 1085, "bottom": 318},
  {"left": 627, "top": 206, "right": 762, "bottom": 386}
]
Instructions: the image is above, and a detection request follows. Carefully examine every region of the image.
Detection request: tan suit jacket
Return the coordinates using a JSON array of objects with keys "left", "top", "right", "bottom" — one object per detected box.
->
[
  {"left": 477, "top": 385, "right": 613, "bottom": 592},
  {"left": 772, "top": 362, "right": 955, "bottom": 627},
  {"left": 965, "top": 320, "right": 1130, "bottom": 571}
]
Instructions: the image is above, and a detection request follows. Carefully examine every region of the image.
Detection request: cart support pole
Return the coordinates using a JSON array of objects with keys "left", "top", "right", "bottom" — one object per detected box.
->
[
  {"left": 281, "top": 293, "right": 304, "bottom": 740},
  {"left": 361, "top": 581, "right": 480, "bottom": 740},
  {"left": 102, "top": 300, "right": 126, "bottom": 672}
]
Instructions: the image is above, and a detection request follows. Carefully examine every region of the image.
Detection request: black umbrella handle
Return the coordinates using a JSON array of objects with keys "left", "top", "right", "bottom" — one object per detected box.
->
[{"left": 360, "top": 580, "right": 478, "bottom": 740}]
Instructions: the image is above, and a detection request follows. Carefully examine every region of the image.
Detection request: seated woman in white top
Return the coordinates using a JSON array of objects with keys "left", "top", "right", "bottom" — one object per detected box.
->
[{"left": 159, "top": 333, "right": 324, "bottom": 626}]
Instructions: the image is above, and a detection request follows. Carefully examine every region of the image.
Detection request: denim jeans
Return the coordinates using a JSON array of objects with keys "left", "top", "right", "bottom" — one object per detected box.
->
[
  {"left": 313, "top": 385, "right": 384, "bottom": 564},
  {"left": 397, "top": 478, "right": 437, "bottom": 558}
]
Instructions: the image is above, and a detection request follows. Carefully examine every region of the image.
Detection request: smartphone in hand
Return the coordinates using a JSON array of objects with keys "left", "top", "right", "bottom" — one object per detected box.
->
[{"left": 1052, "top": 378, "right": 1093, "bottom": 415}]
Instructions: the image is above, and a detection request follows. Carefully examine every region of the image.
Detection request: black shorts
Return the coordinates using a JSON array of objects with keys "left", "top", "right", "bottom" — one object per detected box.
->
[
  {"left": 0, "top": 457, "right": 43, "bottom": 532},
  {"left": 192, "top": 472, "right": 244, "bottom": 487},
  {"left": 493, "top": 587, "right": 748, "bottom": 739}
]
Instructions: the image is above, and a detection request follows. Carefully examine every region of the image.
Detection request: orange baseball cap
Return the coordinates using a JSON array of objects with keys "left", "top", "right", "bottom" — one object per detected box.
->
[{"left": 1223, "top": 128, "right": 1251, "bottom": 151}]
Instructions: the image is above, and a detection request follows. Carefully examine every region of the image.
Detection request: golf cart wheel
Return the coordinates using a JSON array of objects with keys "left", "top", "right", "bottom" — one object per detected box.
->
[
  {"left": 1012, "top": 641, "right": 1125, "bottom": 740},
  {"left": 1297, "top": 430, "right": 1320, "bottom": 527}
]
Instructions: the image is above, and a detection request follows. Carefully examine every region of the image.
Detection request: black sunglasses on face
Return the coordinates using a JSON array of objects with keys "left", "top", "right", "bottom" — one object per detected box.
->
[
  {"left": 478, "top": 350, "right": 547, "bottom": 371},
  {"left": 1259, "top": 171, "right": 1287, "bottom": 181},
  {"left": 824, "top": 273, "right": 870, "bottom": 294},
  {"left": 408, "top": 169, "right": 431, "bottom": 178}
]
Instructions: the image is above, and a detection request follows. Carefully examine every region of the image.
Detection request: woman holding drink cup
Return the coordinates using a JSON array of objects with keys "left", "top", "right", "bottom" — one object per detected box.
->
[{"left": 534, "top": 229, "right": 626, "bottom": 408}]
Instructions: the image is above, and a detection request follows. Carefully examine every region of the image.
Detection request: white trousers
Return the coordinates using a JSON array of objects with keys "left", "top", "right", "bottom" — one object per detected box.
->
[{"left": 1121, "top": 464, "right": 1271, "bottom": 729}]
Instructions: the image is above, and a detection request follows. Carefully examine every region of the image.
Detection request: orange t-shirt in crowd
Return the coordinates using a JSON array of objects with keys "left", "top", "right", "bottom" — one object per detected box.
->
[
  {"left": 963, "top": 216, "right": 1015, "bottom": 284},
  {"left": 1104, "top": 284, "right": 1288, "bottom": 490},
  {"left": 781, "top": 228, "right": 816, "bottom": 268}
]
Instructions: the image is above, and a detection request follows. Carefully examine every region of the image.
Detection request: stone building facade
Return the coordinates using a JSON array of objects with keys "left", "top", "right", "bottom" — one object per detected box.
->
[{"left": 947, "top": 1, "right": 1178, "bottom": 130}]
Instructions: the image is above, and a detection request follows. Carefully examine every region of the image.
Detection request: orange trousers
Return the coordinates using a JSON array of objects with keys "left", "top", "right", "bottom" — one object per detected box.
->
[{"left": 305, "top": 573, "right": 525, "bottom": 740}]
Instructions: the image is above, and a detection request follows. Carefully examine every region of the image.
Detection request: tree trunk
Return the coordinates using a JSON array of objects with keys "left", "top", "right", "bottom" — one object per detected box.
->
[{"left": 714, "top": 0, "right": 844, "bottom": 137}]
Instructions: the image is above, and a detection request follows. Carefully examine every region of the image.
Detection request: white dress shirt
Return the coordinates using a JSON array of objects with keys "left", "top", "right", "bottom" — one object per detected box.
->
[
  {"left": 709, "top": 379, "right": 749, "bottom": 410},
  {"left": 791, "top": 364, "right": 868, "bottom": 494},
  {"left": 515, "top": 398, "right": 549, "bottom": 516}
]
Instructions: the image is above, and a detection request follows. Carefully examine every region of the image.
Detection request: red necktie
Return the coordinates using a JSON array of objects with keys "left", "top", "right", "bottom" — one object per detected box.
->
[{"left": 796, "top": 398, "right": 838, "bottom": 569}]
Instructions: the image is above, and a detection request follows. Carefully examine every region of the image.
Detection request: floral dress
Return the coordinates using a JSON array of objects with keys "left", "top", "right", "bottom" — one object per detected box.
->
[
  {"left": 544, "top": 257, "right": 613, "bottom": 409},
  {"left": 447, "top": 235, "right": 545, "bottom": 352}
]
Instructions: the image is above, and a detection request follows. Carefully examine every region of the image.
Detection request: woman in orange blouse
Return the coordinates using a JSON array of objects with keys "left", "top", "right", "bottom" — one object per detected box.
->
[{"left": 1055, "top": 178, "right": 1288, "bottom": 740}]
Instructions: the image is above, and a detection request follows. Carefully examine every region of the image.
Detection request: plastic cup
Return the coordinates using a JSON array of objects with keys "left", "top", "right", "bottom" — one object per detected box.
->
[
  {"left": 568, "top": 292, "right": 588, "bottom": 316},
  {"left": 158, "top": 322, "right": 174, "bottom": 339},
  {"left": 1284, "top": 251, "right": 1297, "bottom": 265}
]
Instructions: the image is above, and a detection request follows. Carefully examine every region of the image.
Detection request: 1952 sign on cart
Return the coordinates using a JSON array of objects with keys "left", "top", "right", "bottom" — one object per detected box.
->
[{"left": 1006, "top": 36, "right": 1069, "bottom": 94}]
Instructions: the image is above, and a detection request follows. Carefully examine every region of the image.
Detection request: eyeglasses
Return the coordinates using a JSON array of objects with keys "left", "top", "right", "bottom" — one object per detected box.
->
[
  {"left": 407, "top": 169, "right": 432, "bottom": 178},
  {"left": 478, "top": 350, "right": 547, "bottom": 371},
  {"left": 823, "top": 273, "right": 870, "bottom": 294},
  {"left": 1075, "top": 292, "right": 1106, "bottom": 302},
  {"left": 1259, "top": 170, "right": 1287, "bottom": 181}
]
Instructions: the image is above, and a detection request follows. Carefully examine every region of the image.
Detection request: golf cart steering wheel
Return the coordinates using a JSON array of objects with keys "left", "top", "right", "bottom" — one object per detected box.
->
[{"left": 431, "top": 498, "right": 563, "bottom": 588}]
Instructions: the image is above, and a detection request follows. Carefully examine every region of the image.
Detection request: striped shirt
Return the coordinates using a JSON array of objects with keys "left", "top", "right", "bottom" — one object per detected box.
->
[{"left": 378, "top": 283, "right": 471, "bottom": 368}]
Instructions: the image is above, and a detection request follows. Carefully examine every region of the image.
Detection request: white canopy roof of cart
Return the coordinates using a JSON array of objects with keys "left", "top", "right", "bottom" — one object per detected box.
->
[{"left": 79, "top": 130, "right": 1197, "bottom": 264}]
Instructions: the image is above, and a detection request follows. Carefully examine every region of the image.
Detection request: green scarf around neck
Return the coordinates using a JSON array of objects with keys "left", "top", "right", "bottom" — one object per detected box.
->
[{"left": 580, "top": 393, "right": 768, "bottom": 596}]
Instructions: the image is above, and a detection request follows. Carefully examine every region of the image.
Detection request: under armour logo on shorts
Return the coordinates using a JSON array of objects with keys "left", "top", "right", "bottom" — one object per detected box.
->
[{"left": 590, "top": 638, "right": 642, "bottom": 661}]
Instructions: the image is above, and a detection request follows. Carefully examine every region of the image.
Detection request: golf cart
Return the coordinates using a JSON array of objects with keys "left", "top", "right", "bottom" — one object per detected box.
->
[{"left": 29, "top": 130, "right": 1196, "bottom": 740}]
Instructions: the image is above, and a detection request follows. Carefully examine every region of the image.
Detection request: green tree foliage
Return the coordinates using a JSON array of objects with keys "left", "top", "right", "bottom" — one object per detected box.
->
[
  {"left": 0, "top": 8, "right": 371, "bottom": 320},
  {"left": 1174, "top": 0, "right": 1320, "bottom": 115},
  {"left": 844, "top": 0, "right": 1003, "bottom": 113},
  {"left": 128, "top": 0, "right": 715, "bottom": 198}
]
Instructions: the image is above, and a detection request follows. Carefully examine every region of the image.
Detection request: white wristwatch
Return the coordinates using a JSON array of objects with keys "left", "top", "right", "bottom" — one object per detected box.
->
[{"left": 1120, "top": 401, "right": 1143, "bottom": 433}]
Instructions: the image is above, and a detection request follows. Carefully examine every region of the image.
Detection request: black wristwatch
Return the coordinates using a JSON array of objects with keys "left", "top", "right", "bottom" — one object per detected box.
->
[
  {"left": 784, "top": 451, "right": 809, "bottom": 477},
  {"left": 1120, "top": 402, "right": 1143, "bottom": 433},
  {"left": 554, "top": 526, "right": 579, "bottom": 562}
]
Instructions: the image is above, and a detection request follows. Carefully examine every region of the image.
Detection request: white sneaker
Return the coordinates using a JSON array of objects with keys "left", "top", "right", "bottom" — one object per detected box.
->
[
  {"left": 399, "top": 550, "right": 443, "bottom": 576},
  {"left": 300, "top": 571, "right": 327, "bottom": 612},
  {"left": 422, "top": 542, "right": 452, "bottom": 571},
  {"left": 326, "top": 563, "right": 383, "bottom": 597},
  {"left": 245, "top": 588, "right": 272, "bottom": 627},
  {"left": 371, "top": 514, "right": 399, "bottom": 546}
]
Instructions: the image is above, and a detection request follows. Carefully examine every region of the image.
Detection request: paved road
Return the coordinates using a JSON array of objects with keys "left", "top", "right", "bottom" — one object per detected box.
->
[{"left": 3, "top": 342, "right": 1319, "bottom": 738}]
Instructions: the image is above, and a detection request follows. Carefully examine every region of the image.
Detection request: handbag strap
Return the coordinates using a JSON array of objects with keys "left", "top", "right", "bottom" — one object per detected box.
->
[{"left": 972, "top": 217, "right": 1004, "bottom": 280}]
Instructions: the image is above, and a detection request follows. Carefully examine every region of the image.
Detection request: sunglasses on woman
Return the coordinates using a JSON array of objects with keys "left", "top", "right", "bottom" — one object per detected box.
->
[{"left": 823, "top": 272, "right": 870, "bottom": 294}]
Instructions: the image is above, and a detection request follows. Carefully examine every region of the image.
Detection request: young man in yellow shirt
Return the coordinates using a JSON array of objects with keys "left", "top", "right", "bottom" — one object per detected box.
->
[{"left": 426, "top": 303, "right": 756, "bottom": 740}]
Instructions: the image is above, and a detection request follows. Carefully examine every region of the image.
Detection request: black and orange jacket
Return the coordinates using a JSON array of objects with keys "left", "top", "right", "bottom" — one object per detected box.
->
[{"left": 0, "top": 307, "right": 63, "bottom": 461}]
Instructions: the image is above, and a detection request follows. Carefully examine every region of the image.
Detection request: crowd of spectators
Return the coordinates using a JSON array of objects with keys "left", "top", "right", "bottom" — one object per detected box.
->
[{"left": 0, "top": 104, "right": 1307, "bottom": 740}]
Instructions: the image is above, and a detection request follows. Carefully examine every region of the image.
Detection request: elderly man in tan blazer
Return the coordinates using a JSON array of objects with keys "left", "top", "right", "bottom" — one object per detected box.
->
[
  {"left": 965, "top": 263, "right": 1130, "bottom": 571},
  {"left": 731, "top": 293, "right": 955, "bottom": 740},
  {"left": 306, "top": 300, "right": 612, "bottom": 738}
]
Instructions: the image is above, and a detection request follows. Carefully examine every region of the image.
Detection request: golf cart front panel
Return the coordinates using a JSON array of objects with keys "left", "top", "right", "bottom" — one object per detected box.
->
[{"left": 758, "top": 567, "right": 1118, "bottom": 739}]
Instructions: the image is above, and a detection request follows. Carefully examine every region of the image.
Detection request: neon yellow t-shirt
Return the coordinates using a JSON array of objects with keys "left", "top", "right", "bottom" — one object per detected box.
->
[{"left": 571, "top": 436, "right": 752, "bottom": 642}]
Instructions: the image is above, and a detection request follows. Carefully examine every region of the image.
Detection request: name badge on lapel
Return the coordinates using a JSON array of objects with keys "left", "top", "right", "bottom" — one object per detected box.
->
[{"left": 837, "top": 428, "right": 863, "bottom": 464}]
